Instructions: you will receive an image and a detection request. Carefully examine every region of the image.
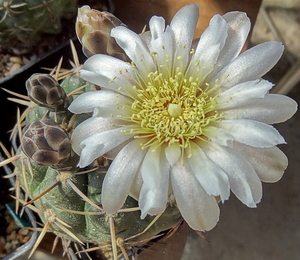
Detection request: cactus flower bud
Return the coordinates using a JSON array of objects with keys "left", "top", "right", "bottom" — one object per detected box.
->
[
  {"left": 26, "top": 74, "right": 69, "bottom": 113},
  {"left": 21, "top": 119, "right": 76, "bottom": 170},
  {"left": 76, "top": 5, "right": 128, "bottom": 60}
]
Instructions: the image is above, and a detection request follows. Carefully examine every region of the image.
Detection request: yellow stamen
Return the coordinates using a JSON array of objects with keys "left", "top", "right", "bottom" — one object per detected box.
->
[{"left": 118, "top": 57, "right": 223, "bottom": 155}]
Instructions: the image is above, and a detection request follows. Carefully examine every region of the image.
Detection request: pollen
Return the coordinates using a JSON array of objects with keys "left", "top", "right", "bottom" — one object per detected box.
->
[
  {"left": 122, "top": 66, "right": 222, "bottom": 150},
  {"left": 168, "top": 103, "right": 182, "bottom": 117}
]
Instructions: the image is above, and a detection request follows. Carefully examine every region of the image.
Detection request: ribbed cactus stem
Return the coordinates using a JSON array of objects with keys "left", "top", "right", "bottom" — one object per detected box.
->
[
  {"left": 0, "top": 0, "right": 78, "bottom": 46},
  {"left": 5, "top": 69, "right": 182, "bottom": 259}
]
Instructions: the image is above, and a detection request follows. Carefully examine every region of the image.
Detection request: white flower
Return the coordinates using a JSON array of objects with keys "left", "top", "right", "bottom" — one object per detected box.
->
[{"left": 69, "top": 4, "right": 297, "bottom": 231}]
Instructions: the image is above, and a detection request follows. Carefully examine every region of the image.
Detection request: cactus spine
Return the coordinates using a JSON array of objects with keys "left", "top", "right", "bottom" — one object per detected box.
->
[
  {"left": 0, "top": 45, "right": 182, "bottom": 259},
  {"left": 0, "top": 0, "right": 78, "bottom": 47}
]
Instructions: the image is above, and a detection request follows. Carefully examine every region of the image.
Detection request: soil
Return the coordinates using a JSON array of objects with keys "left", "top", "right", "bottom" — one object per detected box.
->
[
  {"left": 0, "top": 173, "right": 27, "bottom": 258},
  {"left": 0, "top": 0, "right": 112, "bottom": 79},
  {"left": 0, "top": 1, "right": 111, "bottom": 259},
  {"left": 1, "top": 0, "right": 300, "bottom": 259}
]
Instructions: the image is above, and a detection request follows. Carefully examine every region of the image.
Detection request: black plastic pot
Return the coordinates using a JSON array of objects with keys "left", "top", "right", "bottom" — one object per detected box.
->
[{"left": 0, "top": 38, "right": 87, "bottom": 260}]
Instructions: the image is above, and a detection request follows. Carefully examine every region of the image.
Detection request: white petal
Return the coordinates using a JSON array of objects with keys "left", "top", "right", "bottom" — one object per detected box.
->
[
  {"left": 171, "top": 161, "right": 220, "bottom": 231},
  {"left": 232, "top": 141, "right": 288, "bottom": 183},
  {"left": 170, "top": 4, "right": 199, "bottom": 71},
  {"left": 103, "top": 140, "right": 132, "bottom": 160},
  {"left": 216, "top": 79, "right": 273, "bottom": 109},
  {"left": 210, "top": 42, "right": 284, "bottom": 88},
  {"left": 165, "top": 143, "right": 181, "bottom": 166},
  {"left": 188, "top": 142, "right": 230, "bottom": 201},
  {"left": 140, "top": 144, "right": 163, "bottom": 189},
  {"left": 80, "top": 54, "right": 136, "bottom": 97},
  {"left": 203, "top": 126, "right": 234, "bottom": 147},
  {"left": 150, "top": 26, "right": 175, "bottom": 73},
  {"left": 149, "top": 15, "right": 165, "bottom": 40},
  {"left": 139, "top": 31, "right": 152, "bottom": 50},
  {"left": 139, "top": 186, "right": 168, "bottom": 218},
  {"left": 207, "top": 12, "right": 250, "bottom": 79},
  {"left": 170, "top": 4, "right": 198, "bottom": 49},
  {"left": 219, "top": 119, "right": 285, "bottom": 148},
  {"left": 221, "top": 94, "right": 298, "bottom": 124},
  {"left": 139, "top": 145, "right": 169, "bottom": 218},
  {"left": 129, "top": 170, "right": 143, "bottom": 200},
  {"left": 79, "top": 126, "right": 134, "bottom": 167},
  {"left": 205, "top": 143, "right": 262, "bottom": 207},
  {"left": 188, "top": 44, "right": 221, "bottom": 81},
  {"left": 111, "top": 26, "right": 154, "bottom": 75},
  {"left": 190, "top": 14, "right": 228, "bottom": 74},
  {"left": 68, "top": 89, "right": 130, "bottom": 117},
  {"left": 71, "top": 117, "right": 118, "bottom": 155},
  {"left": 196, "top": 15, "right": 228, "bottom": 52},
  {"left": 102, "top": 139, "right": 147, "bottom": 214}
]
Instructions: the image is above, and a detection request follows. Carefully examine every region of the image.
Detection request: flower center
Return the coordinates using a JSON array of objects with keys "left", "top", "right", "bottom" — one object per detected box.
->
[
  {"left": 125, "top": 67, "right": 222, "bottom": 150},
  {"left": 168, "top": 103, "right": 182, "bottom": 117}
]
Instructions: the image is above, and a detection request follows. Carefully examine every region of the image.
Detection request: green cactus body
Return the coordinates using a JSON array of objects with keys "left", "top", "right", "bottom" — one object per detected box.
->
[
  {"left": 0, "top": 0, "right": 78, "bottom": 46},
  {"left": 17, "top": 156, "right": 181, "bottom": 244},
  {"left": 14, "top": 73, "right": 182, "bottom": 258}
]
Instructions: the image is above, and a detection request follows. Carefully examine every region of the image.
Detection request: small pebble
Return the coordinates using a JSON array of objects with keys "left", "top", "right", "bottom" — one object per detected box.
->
[
  {"left": 9, "top": 63, "right": 21, "bottom": 74},
  {"left": 9, "top": 56, "right": 22, "bottom": 64},
  {"left": 22, "top": 57, "right": 30, "bottom": 64},
  {"left": 6, "top": 220, "right": 17, "bottom": 234},
  {"left": 22, "top": 235, "right": 31, "bottom": 243},
  {"left": 30, "top": 54, "right": 37, "bottom": 61},
  {"left": 11, "top": 239, "right": 19, "bottom": 248},
  {"left": 7, "top": 230, "right": 17, "bottom": 241},
  {"left": 0, "top": 236, "right": 5, "bottom": 252},
  {"left": 6, "top": 61, "right": 13, "bottom": 67},
  {"left": 4, "top": 241, "right": 11, "bottom": 251},
  {"left": 18, "top": 228, "right": 29, "bottom": 236}
]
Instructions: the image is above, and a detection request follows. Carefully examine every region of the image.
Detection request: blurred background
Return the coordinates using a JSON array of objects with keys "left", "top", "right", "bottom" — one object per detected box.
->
[
  {"left": 1, "top": 0, "right": 299, "bottom": 259},
  {"left": 183, "top": 0, "right": 300, "bottom": 259}
]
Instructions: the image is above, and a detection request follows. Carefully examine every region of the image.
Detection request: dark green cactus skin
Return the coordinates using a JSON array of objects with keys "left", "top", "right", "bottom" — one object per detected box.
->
[
  {"left": 18, "top": 158, "right": 181, "bottom": 244},
  {"left": 0, "top": 0, "right": 78, "bottom": 46},
  {"left": 16, "top": 74, "right": 181, "bottom": 253},
  {"left": 60, "top": 74, "right": 96, "bottom": 101}
]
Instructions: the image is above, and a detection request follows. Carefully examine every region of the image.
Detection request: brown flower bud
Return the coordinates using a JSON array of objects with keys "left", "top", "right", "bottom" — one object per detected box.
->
[
  {"left": 26, "top": 74, "right": 69, "bottom": 113},
  {"left": 21, "top": 119, "right": 74, "bottom": 169},
  {"left": 76, "top": 5, "right": 128, "bottom": 60}
]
